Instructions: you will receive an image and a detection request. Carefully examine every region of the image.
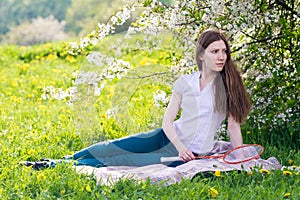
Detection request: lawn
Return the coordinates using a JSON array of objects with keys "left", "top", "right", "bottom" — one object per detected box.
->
[{"left": 0, "top": 34, "right": 299, "bottom": 199}]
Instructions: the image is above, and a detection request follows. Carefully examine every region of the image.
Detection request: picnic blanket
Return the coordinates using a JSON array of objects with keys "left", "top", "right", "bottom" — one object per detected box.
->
[{"left": 74, "top": 141, "right": 282, "bottom": 186}]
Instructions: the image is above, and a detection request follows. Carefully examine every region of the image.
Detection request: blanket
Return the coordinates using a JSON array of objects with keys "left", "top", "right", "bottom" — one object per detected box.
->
[{"left": 74, "top": 141, "right": 282, "bottom": 186}]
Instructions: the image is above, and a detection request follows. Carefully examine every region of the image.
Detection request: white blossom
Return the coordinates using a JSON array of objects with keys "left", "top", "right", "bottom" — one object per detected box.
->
[
  {"left": 153, "top": 90, "right": 170, "bottom": 108},
  {"left": 59, "top": 0, "right": 299, "bottom": 133}
]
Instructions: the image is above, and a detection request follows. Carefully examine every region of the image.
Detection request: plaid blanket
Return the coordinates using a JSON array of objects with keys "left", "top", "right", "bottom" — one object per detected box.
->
[{"left": 75, "top": 141, "right": 282, "bottom": 186}]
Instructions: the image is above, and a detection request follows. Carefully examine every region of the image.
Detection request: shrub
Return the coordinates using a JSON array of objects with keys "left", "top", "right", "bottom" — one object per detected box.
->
[{"left": 2, "top": 15, "right": 68, "bottom": 46}]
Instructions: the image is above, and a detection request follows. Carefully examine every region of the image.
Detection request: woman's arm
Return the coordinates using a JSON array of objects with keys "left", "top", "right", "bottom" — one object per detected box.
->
[
  {"left": 162, "top": 92, "right": 195, "bottom": 161},
  {"left": 227, "top": 115, "right": 243, "bottom": 148}
]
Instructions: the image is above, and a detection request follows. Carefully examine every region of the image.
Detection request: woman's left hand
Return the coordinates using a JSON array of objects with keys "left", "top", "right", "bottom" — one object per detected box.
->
[{"left": 179, "top": 149, "right": 195, "bottom": 162}]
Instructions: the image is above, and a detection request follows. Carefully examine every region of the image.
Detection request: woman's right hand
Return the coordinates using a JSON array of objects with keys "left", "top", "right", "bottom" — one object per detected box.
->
[{"left": 179, "top": 149, "right": 195, "bottom": 162}]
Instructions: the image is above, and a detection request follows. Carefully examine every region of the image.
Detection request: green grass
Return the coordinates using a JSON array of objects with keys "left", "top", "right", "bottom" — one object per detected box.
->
[{"left": 0, "top": 35, "right": 299, "bottom": 199}]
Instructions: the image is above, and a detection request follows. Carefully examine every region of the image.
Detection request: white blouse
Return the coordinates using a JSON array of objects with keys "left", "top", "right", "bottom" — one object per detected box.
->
[{"left": 172, "top": 71, "right": 226, "bottom": 154}]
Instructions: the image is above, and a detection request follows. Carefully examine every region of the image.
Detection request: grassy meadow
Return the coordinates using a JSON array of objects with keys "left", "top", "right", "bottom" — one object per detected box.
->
[{"left": 0, "top": 34, "right": 299, "bottom": 199}]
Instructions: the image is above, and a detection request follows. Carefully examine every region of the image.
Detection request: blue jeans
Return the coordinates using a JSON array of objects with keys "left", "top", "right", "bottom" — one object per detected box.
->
[{"left": 68, "top": 128, "right": 182, "bottom": 167}]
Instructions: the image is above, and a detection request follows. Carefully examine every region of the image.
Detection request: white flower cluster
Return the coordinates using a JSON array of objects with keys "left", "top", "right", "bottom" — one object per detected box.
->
[
  {"left": 76, "top": 52, "right": 131, "bottom": 82},
  {"left": 74, "top": 55, "right": 131, "bottom": 96},
  {"left": 42, "top": 53, "right": 131, "bottom": 102},
  {"left": 110, "top": 6, "right": 133, "bottom": 26},
  {"left": 215, "top": 123, "right": 227, "bottom": 140},
  {"left": 170, "top": 56, "right": 197, "bottom": 75},
  {"left": 86, "top": 51, "right": 106, "bottom": 66},
  {"left": 127, "top": 9, "right": 165, "bottom": 36},
  {"left": 105, "top": 107, "right": 119, "bottom": 119},
  {"left": 41, "top": 86, "right": 77, "bottom": 103},
  {"left": 153, "top": 90, "right": 170, "bottom": 108},
  {"left": 67, "top": 2, "right": 140, "bottom": 55},
  {"left": 127, "top": 0, "right": 199, "bottom": 39}
]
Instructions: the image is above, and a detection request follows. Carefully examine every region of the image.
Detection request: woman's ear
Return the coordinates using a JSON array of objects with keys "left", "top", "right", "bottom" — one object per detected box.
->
[{"left": 199, "top": 51, "right": 206, "bottom": 60}]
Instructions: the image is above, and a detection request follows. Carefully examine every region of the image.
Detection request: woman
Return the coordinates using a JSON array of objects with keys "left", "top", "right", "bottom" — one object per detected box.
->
[
  {"left": 24, "top": 29, "right": 252, "bottom": 169},
  {"left": 164, "top": 29, "right": 252, "bottom": 163}
]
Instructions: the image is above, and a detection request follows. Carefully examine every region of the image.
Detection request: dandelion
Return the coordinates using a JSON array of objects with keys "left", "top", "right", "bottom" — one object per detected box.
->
[
  {"left": 27, "top": 94, "right": 34, "bottom": 98},
  {"left": 214, "top": 170, "right": 221, "bottom": 177},
  {"left": 28, "top": 149, "right": 35, "bottom": 155},
  {"left": 288, "top": 160, "right": 293, "bottom": 165},
  {"left": 283, "top": 192, "right": 291, "bottom": 198},
  {"left": 283, "top": 170, "right": 292, "bottom": 176},
  {"left": 66, "top": 55, "right": 77, "bottom": 63},
  {"left": 32, "top": 79, "right": 38, "bottom": 85},
  {"left": 61, "top": 189, "right": 66, "bottom": 195},
  {"left": 208, "top": 188, "right": 218, "bottom": 198},
  {"left": 21, "top": 64, "right": 29, "bottom": 72},
  {"left": 259, "top": 169, "right": 270, "bottom": 175},
  {"left": 85, "top": 185, "right": 92, "bottom": 192},
  {"left": 139, "top": 58, "right": 148, "bottom": 66},
  {"left": 10, "top": 96, "right": 18, "bottom": 102},
  {"left": 17, "top": 97, "right": 23, "bottom": 103},
  {"left": 37, "top": 173, "right": 46, "bottom": 181},
  {"left": 100, "top": 114, "right": 106, "bottom": 119}
]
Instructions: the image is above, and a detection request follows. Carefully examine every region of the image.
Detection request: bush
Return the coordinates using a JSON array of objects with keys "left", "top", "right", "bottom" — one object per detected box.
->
[{"left": 2, "top": 15, "right": 68, "bottom": 46}]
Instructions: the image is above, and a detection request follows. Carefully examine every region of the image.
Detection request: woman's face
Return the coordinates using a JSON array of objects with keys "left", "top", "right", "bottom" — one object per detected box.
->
[{"left": 200, "top": 40, "right": 227, "bottom": 73}]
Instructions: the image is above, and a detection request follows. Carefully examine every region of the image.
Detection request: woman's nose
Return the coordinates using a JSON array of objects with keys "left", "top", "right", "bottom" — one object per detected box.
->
[{"left": 218, "top": 52, "right": 226, "bottom": 60}]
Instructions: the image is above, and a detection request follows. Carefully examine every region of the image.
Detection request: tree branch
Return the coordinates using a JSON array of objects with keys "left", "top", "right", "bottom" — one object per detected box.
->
[
  {"left": 125, "top": 72, "right": 167, "bottom": 79},
  {"left": 275, "top": 0, "right": 300, "bottom": 17},
  {"left": 232, "top": 32, "right": 286, "bottom": 53}
]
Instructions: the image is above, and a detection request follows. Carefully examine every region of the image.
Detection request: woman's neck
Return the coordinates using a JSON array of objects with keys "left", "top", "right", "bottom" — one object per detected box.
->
[{"left": 200, "top": 70, "right": 216, "bottom": 84}]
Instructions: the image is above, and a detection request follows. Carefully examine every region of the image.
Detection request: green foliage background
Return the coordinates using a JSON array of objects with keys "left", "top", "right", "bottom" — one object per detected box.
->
[
  {"left": 0, "top": 0, "right": 71, "bottom": 35},
  {"left": 0, "top": 0, "right": 139, "bottom": 39}
]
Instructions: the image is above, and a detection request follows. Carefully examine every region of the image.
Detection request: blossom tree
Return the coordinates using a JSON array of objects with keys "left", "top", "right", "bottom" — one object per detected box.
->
[{"left": 46, "top": 0, "right": 299, "bottom": 144}]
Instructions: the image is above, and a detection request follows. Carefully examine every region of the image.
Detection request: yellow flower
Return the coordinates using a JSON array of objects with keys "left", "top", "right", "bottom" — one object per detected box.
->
[
  {"left": 66, "top": 55, "right": 76, "bottom": 63},
  {"left": 259, "top": 169, "right": 270, "bottom": 175},
  {"left": 247, "top": 171, "right": 253, "bottom": 176},
  {"left": 283, "top": 192, "right": 291, "bottom": 198},
  {"left": 17, "top": 97, "right": 23, "bottom": 103},
  {"left": 85, "top": 185, "right": 92, "bottom": 192},
  {"left": 32, "top": 79, "right": 38, "bottom": 85},
  {"left": 283, "top": 170, "right": 293, "bottom": 176},
  {"left": 21, "top": 64, "right": 29, "bottom": 72},
  {"left": 208, "top": 188, "right": 218, "bottom": 198},
  {"left": 37, "top": 173, "right": 46, "bottom": 181},
  {"left": 28, "top": 149, "right": 35, "bottom": 155},
  {"left": 214, "top": 170, "right": 221, "bottom": 177},
  {"left": 288, "top": 160, "right": 293, "bottom": 165},
  {"left": 61, "top": 189, "right": 65, "bottom": 195},
  {"left": 27, "top": 94, "right": 34, "bottom": 98},
  {"left": 139, "top": 59, "right": 148, "bottom": 66},
  {"left": 10, "top": 96, "right": 17, "bottom": 102}
]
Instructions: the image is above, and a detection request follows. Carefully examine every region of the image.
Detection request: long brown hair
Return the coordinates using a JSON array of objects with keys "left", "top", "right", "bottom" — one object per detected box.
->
[{"left": 195, "top": 29, "right": 252, "bottom": 124}]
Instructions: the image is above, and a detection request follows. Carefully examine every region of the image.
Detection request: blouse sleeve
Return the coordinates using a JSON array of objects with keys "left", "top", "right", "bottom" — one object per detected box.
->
[{"left": 173, "top": 76, "right": 185, "bottom": 95}]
